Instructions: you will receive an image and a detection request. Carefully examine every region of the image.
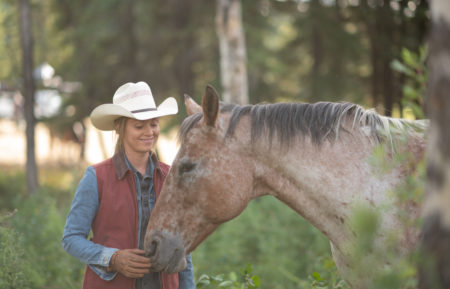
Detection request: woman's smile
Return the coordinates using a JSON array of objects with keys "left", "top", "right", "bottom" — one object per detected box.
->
[
  {"left": 123, "top": 118, "right": 160, "bottom": 155},
  {"left": 140, "top": 138, "right": 155, "bottom": 145}
]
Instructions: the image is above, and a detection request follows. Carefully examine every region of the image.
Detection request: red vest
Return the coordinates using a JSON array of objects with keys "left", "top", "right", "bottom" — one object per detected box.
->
[{"left": 82, "top": 152, "right": 179, "bottom": 289}]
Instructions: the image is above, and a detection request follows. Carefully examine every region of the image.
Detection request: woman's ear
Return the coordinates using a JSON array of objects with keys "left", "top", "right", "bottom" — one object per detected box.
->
[{"left": 114, "top": 117, "right": 127, "bottom": 134}]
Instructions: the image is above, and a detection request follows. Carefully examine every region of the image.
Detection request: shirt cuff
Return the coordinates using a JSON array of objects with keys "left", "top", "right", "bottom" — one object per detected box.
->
[{"left": 89, "top": 247, "right": 119, "bottom": 281}]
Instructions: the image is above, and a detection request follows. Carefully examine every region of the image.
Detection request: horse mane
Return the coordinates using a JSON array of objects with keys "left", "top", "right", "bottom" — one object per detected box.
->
[{"left": 178, "top": 101, "right": 427, "bottom": 148}]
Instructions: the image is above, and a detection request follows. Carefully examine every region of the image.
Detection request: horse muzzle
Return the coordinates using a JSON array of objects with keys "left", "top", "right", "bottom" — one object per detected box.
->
[{"left": 144, "top": 230, "right": 187, "bottom": 273}]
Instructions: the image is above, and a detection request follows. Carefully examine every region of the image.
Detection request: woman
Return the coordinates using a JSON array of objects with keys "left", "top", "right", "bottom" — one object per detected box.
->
[{"left": 62, "top": 81, "right": 195, "bottom": 289}]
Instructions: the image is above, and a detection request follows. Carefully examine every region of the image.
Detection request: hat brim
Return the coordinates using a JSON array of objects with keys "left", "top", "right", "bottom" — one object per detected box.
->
[{"left": 90, "top": 97, "right": 178, "bottom": 131}]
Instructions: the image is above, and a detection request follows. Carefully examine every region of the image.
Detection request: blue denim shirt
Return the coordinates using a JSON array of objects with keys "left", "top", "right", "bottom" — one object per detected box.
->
[{"left": 62, "top": 155, "right": 195, "bottom": 289}]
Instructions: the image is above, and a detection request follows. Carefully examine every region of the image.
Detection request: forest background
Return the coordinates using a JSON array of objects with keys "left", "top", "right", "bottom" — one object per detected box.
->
[{"left": 0, "top": 0, "right": 433, "bottom": 288}]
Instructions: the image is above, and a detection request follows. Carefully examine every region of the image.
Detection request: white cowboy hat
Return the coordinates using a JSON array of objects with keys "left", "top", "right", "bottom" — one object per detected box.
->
[{"left": 90, "top": 81, "right": 178, "bottom": 131}]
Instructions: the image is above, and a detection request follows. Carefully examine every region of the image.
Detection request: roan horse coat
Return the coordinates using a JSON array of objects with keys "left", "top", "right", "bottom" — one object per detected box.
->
[{"left": 144, "top": 86, "right": 427, "bottom": 288}]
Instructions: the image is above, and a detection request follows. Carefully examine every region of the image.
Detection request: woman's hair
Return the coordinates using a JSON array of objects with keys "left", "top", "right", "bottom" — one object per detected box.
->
[{"left": 114, "top": 117, "right": 127, "bottom": 153}]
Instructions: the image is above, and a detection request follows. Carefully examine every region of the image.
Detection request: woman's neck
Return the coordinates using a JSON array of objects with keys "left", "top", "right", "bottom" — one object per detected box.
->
[{"left": 124, "top": 149, "right": 150, "bottom": 175}]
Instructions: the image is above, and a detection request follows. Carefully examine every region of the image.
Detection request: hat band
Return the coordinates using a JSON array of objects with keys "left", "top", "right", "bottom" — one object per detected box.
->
[{"left": 131, "top": 108, "right": 157, "bottom": 113}]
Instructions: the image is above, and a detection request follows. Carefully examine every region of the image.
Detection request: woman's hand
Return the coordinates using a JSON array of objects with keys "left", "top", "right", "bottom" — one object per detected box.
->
[{"left": 109, "top": 249, "right": 152, "bottom": 278}]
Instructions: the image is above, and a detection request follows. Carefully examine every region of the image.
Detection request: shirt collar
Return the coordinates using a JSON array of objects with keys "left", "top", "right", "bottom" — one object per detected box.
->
[{"left": 123, "top": 152, "right": 153, "bottom": 179}]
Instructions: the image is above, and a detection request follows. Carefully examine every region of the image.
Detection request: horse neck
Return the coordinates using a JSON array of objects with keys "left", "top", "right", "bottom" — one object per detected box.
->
[{"left": 248, "top": 135, "right": 398, "bottom": 248}]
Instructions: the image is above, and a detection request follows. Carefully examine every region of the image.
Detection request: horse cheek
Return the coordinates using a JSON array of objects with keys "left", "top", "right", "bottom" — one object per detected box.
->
[{"left": 205, "top": 168, "right": 252, "bottom": 223}]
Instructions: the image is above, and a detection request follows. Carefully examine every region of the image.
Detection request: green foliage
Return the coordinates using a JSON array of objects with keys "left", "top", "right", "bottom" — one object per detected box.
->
[
  {"left": 192, "top": 196, "right": 336, "bottom": 289},
  {"left": 344, "top": 49, "right": 427, "bottom": 288},
  {"left": 283, "top": 256, "right": 349, "bottom": 289},
  {"left": 0, "top": 211, "right": 33, "bottom": 289},
  {"left": 0, "top": 170, "right": 26, "bottom": 212},
  {"left": 1, "top": 0, "right": 429, "bottom": 126},
  {"left": 391, "top": 47, "right": 428, "bottom": 119},
  {"left": 308, "top": 269, "right": 348, "bottom": 289},
  {"left": 346, "top": 204, "right": 421, "bottom": 289},
  {"left": 346, "top": 140, "right": 426, "bottom": 289},
  {"left": 0, "top": 168, "right": 84, "bottom": 288},
  {"left": 9, "top": 189, "right": 84, "bottom": 288},
  {"left": 197, "top": 264, "right": 260, "bottom": 289}
]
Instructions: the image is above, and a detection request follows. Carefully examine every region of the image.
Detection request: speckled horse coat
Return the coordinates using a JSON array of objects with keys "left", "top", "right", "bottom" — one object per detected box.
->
[{"left": 144, "top": 86, "right": 427, "bottom": 289}]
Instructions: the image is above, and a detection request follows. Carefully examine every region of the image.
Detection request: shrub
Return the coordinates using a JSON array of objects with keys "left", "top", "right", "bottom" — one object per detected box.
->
[
  {"left": 0, "top": 211, "right": 33, "bottom": 289},
  {"left": 9, "top": 188, "right": 84, "bottom": 289}
]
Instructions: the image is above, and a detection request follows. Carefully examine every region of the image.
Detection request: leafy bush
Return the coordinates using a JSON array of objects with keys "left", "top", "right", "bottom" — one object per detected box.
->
[
  {"left": 0, "top": 167, "right": 85, "bottom": 288},
  {"left": 9, "top": 189, "right": 84, "bottom": 289},
  {"left": 0, "top": 211, "right": 33, "bottom": 289},
  {"left": 197, "top": 264, "right": 260, "bottom": 289},
  {"left": 192, "top": 196, "right": 340, "bottom": 289},
  {"left": 0, "top": 170, "right": 26, "bottom": 212},
  {"left": 346, "top": 141, "right": 425, "bottom": 289},
  {"left": 391, "top": 46, "right": 427, "bottom": 119}
]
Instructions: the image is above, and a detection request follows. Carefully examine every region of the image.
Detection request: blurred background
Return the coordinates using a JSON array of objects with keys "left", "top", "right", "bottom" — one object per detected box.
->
[{"left": 0, "top": 0, "right": 429, "bottom": 288}]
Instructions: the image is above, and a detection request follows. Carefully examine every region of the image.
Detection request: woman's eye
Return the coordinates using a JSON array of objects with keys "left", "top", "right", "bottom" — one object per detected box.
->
[{"left": 179, "top": 162, "right": 196, "bottom": 174}]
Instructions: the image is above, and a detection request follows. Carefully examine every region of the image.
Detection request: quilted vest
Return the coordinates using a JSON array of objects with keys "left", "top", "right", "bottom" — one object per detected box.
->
[{"left": 82, "top": 152, "right": 179, "bottom": 289}]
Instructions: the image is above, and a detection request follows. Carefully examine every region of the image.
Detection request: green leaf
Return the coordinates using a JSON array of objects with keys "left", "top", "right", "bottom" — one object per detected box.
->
[
  {"left": 211, "top": 274, "right": 225, "bottom": 282},
  {"left": 228, "top": 271, "right": 238, "bottom": 281},
  {"left": 251, "top": 275, "right": 261, "bottom": 288},
  {"left": 218, "top": 280, "right": 233, "bottom": 287},
  {"left": 196, "top": 274, "right": 211, "bottom": 287},
  {"left": 403, "top": 86, "right": 419, "bottom": 99},
  {"left": 244, "top": 263, "right": 253, "bottom": 274},
  {"left": 419, "top": 45, "right": 428, "bottom": 63},
  {"left": 312, "top": 271, "right": 322, "bottom": 281},
  {"left": 391, "top": 59, "right": 414, "bottom": 76},
  {"left": 401, "top": 48, "right": 419, "bottom": 68}
]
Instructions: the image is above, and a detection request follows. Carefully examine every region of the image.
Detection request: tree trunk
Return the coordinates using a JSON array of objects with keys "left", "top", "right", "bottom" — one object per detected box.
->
[
  {"left": 310, "top": 0, "right": 323, "bottom": 101},
  {"left": 19, "top": 0, "right": 38, "bottom": 195},
  {"left": 419, "top": 1, "right": 450, "bottom": 288},
  {"left": 171, "top": 0, "right": 196, "bottom": 99},
  {"left": 380, "top": 0, "right": 395, "bottom": 116},
  {"left": 216, "top": 0, "right": 248, "bottom": 104},
  {"left": 120, "top": 0, "right": 138, "bottom": 80}
]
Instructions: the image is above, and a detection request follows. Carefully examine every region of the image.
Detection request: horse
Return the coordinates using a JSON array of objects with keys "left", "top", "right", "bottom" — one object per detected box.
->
[{"left": 144, "top": 85, "right": 427, "bottom": 288}]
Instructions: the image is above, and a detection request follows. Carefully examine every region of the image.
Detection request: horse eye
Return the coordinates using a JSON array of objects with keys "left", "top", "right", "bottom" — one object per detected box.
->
[{"left": 178, "top": 161, "right": 197, "bottom": 174}]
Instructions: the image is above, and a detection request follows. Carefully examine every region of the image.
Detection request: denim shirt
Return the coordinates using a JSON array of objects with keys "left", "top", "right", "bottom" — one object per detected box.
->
[{"left": 62, "top": 155, "right": 195, "bottom": 289}]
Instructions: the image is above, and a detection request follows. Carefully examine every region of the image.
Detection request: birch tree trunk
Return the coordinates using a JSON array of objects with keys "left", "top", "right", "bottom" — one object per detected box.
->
[
  {"left": 19, "top": 0, "right": 38, "bottom": 195},
  {"left": 216, "top": 0, "right": 248, "bottom": 104},
  {"left": 419, "top": 0, "right": 450, "bottom": 288}
]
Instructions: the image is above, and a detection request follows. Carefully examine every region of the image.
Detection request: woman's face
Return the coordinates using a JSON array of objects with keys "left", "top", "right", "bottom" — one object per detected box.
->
[{"left": 123, "top": 118, "right": 160, "bottom": 154}]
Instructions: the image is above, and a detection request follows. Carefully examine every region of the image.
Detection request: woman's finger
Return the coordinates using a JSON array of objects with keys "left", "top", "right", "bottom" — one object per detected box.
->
[{"left": 128, "top": 260, "right": 152, "bottom": 269}]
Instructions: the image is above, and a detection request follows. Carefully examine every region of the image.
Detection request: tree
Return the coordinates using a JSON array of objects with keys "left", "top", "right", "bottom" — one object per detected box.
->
[
  {"left": 19, "top": 0, "right": 38, "bottom": 195},
  {"left": 216, "top": 0, "right": 248, "bottom": 104},
  {"left": 419, "top": 0, "right": 450, "bottom": 288}
]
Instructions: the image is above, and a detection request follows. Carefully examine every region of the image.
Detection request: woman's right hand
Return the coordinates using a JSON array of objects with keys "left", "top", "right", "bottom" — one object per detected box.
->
[{"left": 109, "top": 249, "right": 152, "bottom": 278}]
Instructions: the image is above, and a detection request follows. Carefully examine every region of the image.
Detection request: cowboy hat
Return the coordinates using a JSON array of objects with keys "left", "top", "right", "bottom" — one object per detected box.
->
[{"left": 90, "top": 81, "right": 178, "bottom": 131}]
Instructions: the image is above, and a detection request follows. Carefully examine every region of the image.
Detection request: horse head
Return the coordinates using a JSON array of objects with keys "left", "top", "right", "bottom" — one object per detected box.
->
[{"left": 144, "top": 85, "right": 255, "bottom": 273}]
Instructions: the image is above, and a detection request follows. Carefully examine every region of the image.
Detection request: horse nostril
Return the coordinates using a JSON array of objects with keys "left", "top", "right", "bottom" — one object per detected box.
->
[{"left": 146, "top": 238, "right": 159, "bottom": 257}]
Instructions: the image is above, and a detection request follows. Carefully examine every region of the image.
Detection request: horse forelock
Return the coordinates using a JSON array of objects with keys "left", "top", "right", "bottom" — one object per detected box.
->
[
  {"left": 178, "top": 101, "right": 427, "bottom": 148},
  {"left": 178, "top": 113, "right": 203, "bottom": 144}
]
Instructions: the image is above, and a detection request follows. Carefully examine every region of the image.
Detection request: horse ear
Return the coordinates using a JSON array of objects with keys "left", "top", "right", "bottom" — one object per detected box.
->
[
  {"left": 202, "top": 85, "right": 219, "bottom": 127},
  {"left": 184, "top": 94, "right": 202, "bottom": 116}
]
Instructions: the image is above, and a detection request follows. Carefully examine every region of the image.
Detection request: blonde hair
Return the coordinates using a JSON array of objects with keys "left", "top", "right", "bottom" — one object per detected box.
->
[{"left": 114, "top": 117, "right": 128, "bottom": 153}]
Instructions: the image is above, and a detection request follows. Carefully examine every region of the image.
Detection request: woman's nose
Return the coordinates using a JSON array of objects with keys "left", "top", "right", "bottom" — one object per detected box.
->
[{"left": 144, "top": 124, "right": 153, "bottom": 135}]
